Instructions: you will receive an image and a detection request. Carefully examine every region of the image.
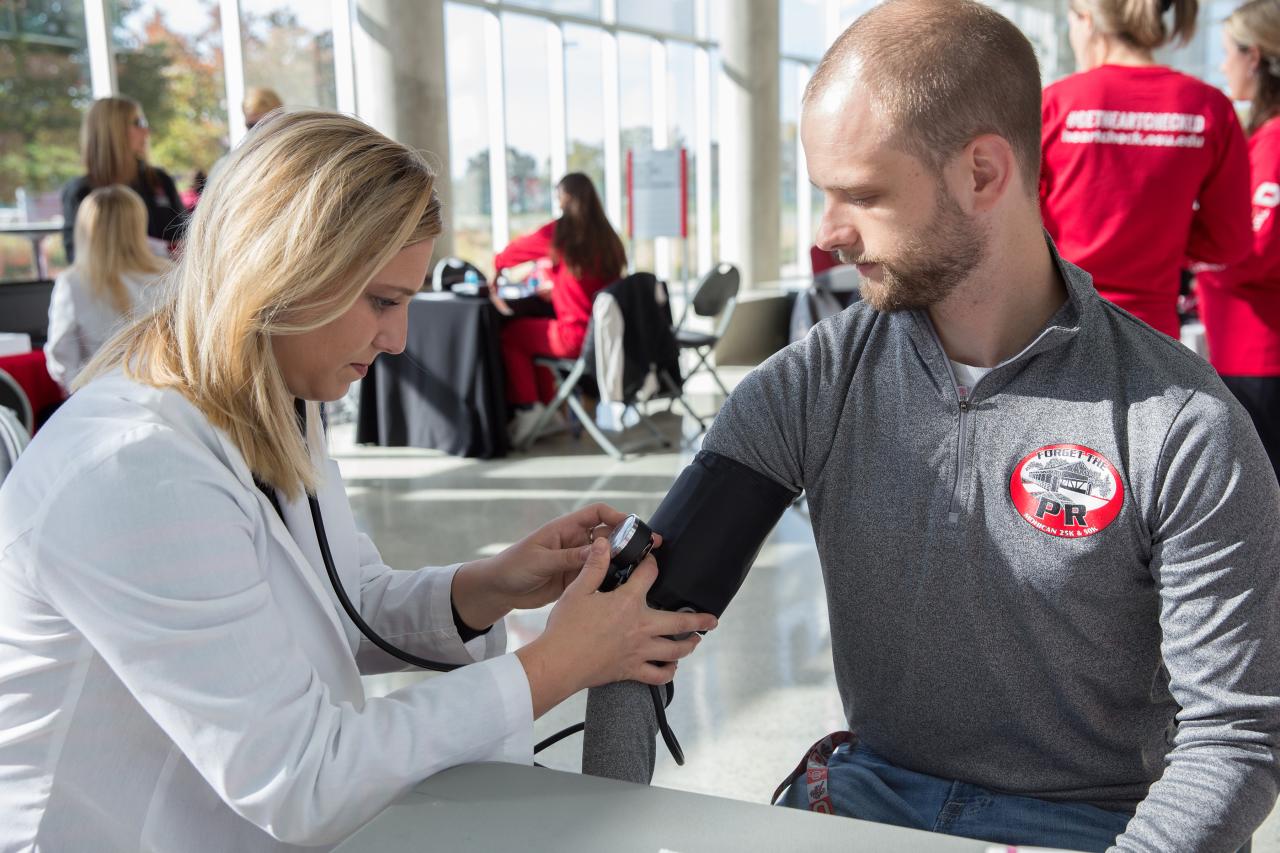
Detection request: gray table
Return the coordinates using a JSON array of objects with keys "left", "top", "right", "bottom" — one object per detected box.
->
[{"left": 335, "top": 762, "right": 1001, "bottom": 852}]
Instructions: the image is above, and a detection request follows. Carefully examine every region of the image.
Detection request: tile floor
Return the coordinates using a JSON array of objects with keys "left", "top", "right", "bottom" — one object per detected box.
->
[{"left": 334, "top": 370, "right": 1280, "bottom": 851}]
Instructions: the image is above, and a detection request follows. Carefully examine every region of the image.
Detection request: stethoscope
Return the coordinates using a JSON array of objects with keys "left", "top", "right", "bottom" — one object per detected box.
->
[
  {"left": 251, "top": 401, "right": 461, "bottom": 673},
  {"left": 306, "top": 491, "right": 461, "bottom": 672},
  {"left": 268, "top": 401, "right": 683, "bottom": 761}
]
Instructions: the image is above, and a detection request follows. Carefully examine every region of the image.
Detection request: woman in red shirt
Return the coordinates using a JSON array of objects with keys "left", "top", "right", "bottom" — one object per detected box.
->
[
  {"left": 493, "top": 173, "right": 626, "bottom": 444},
  {"left": 1198, "top": 0, "right": 1280, "bottom": 480},
  {"left": 1040, "top": 0, "right": 1252, "bottom": 338}
]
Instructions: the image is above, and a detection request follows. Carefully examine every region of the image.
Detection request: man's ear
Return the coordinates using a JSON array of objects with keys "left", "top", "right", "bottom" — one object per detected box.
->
[{"left": 960, "top": 134, "right": 1017, "bottom": 213}]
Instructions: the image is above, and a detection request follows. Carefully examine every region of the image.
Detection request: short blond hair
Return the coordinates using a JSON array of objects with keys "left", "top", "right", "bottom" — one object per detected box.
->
[
  {"left": 243, "top": 87, "right": 283, "bottom": 117},
  {"left": 806, "top": 0, "right": 1043, "bottom": 192},
  {"left": 73, "top": 185, "right": 170, "bottom": 315},
  {"left": 81, "top": 97, "right": 142, "bottom": 187},
  {"left": 81, "top": 111, "right": 443, "bottom": 499}
]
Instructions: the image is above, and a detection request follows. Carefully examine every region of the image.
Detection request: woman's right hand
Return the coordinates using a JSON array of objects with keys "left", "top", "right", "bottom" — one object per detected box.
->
[
  {"left": 488, "top": 288, "right": 514, "bottom": 316},
  {"left": 514, "top": 538, "right": 718, "bottom": 718}
]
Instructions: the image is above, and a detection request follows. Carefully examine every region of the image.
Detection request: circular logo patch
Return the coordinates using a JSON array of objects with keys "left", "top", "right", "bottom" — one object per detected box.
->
[{"left": 1009, "top": 444, "right": 1124, "bottom": 538}]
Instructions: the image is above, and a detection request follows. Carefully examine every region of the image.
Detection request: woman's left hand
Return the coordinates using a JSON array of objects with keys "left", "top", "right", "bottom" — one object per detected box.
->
[{"left": 452, "top": 503, "right": 653, "bottom": 630}]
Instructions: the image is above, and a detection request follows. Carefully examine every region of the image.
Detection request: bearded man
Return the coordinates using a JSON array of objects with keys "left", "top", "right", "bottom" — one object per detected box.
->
[{"left": 593, "top": 2, "right": 1280, "bottom": 851}]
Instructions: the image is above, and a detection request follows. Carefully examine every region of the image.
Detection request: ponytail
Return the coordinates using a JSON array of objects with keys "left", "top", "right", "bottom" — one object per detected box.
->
[{"left": 1083, "top": 0, "right": 1197, "bottom": 49}]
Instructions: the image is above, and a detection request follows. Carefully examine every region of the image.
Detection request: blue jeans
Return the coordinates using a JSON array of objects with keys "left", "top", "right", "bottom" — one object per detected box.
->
[{"left": 777, "top": 743, "right": 1132, "bottom": 852}]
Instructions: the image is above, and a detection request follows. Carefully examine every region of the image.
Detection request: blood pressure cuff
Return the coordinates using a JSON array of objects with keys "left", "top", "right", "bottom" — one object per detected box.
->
[{"left": 646, "top": 451, "right": 799, "bottom": 617}]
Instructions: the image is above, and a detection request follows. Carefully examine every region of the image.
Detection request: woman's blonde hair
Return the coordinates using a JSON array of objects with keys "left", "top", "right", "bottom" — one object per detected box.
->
[
  {"left": 80, "top": 110, "right": 443, "bottom": 499},
  {"left": 1078, "top": 0, "right": 1198, "bottom": 49},
  {"left": 82, "top": 97, "right": 143, "bottom": 187},
  {"left": 1227, "top": 0, "right": 1280, "bottom": 133},
  {"left": 73, "top": 185, "right": 170, "bottom": 315}
]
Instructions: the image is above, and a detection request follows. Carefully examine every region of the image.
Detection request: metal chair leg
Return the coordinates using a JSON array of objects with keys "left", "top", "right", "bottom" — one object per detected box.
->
[
  {"left": 519, "top": 360, "right": 584, "bottom": 452},
  {"left": 695, "top": 347, "right": 733, "bottom": 398},
  {"left": 658, "top": 369, "right": 708, "bottom": 433},
  {"left": 565, "top": 393, "right": 626, "bottom": 460},
  {"left": 632, "top": 407, "right": 672, "bottom": 448}
]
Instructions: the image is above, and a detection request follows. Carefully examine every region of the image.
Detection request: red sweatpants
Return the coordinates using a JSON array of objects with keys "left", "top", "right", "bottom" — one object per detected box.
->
[{"left": 501, "top": 318, "right": 587, "bottom": 406}]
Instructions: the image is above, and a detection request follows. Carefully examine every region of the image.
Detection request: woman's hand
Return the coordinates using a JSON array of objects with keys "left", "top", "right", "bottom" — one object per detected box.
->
[
  {"left": 488, "top": 287, "right": 514, "bottom": 316},
  {"left": 535, "top": 280, "right": 554, "bottom": 302},
  {"left": 450, "top": 503, "right": 644, "bottom": 631},
  {"left": 515, "top": 538, "right": 719, "bottom": 717}
]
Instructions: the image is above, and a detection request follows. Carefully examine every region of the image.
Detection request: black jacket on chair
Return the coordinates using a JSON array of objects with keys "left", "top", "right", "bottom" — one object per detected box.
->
[{"left": 581, "top": 272, "right": 683, "bottom": 403}]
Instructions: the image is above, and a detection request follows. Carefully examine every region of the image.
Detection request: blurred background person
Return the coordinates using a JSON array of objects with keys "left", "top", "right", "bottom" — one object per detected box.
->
[
  {"left": 1197, "top": 0, "right": 1280, "bottom": 480},
  {"left": 61, "top": 97, "right": 187, "bottom": 262},
  {"left": 206, "top": 88, "right": 284, "bottom": 191},
  {"left": 242, "top": 87, "right": 284, "bottom": 130},
  {"left": 44, "top": 185, "right": 170, "bottom": 392},
  {"left": 493, "top": 172, "right": 626, "bottom": 445},
  {"left": 180, "top": 170, "right": 208, "bottom": 211},
  {"left": 1040, "top": 0, "right": 1252, "bottom": 337}
]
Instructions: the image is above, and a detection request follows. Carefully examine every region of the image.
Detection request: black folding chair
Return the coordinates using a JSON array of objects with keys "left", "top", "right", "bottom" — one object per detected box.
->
[{"left": 674, "top": 263, "right": 740, "bottom": 398}]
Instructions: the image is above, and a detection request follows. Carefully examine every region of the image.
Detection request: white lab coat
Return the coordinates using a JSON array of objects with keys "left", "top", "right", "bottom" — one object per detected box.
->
[
  {"left": 43, "top": 267, "right": 166, "bottom": 391},
  {"left": 0, "top": 372, "right": 533, "bottom": 852}
]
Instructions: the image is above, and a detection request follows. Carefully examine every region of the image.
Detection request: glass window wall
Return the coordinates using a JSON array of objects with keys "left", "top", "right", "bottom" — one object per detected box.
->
[
  {"left": 109, "top": 0, "right": 227, "bottom": 196},
  {"left": 239, "top": 0, "right": 337, "bottom": 111},
  {"left": 444, "top": 2, "right": 494, "bottom": 270},
  {"left": 1, "top": 0, "right": 91, "bottom": 280}
]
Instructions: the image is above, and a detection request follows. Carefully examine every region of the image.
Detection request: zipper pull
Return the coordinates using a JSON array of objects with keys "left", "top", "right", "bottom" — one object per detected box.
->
[{"left": 958, "top": 399, "right": 970, "bottom": 412}]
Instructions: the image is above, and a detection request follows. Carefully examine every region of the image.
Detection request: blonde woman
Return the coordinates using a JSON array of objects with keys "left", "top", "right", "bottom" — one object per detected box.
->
[
  {"left": 1198, "top": 0, "right": 1280, "bottom": 480},
  {"left": 60, "top": 96, "right": 186, "bottom": 262},
  {"left": 1040, "top": 0, "right": 1252, "bottom": 337},
  {"left": 0, "top": 111, "right": 714, "bottom": 851},
  {"left": 44, "top": 185, "right": 170, "bottom": 390}
]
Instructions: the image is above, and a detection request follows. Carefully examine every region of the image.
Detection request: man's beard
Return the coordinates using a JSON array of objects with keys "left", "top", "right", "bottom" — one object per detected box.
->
[{"left": 838, "top": 188, "right": 988, "bottom": 312}]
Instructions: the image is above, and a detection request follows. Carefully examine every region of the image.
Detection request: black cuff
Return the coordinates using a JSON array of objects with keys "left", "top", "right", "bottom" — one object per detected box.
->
[{"left": 451, "top": 598, "right": 493, "bottom": 643}]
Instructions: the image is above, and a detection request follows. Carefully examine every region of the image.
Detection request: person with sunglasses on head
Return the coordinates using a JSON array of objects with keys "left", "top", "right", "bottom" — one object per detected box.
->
[
  {"left": 61, "top": 97, "right": 187, "bottom": 262},
  {"left": 1040, "top": 0, "right": 1252, "bottom": 339}
]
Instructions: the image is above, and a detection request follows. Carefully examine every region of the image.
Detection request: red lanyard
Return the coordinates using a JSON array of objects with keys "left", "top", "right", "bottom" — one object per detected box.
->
[{"left": 771, "top": 731, "right": 857, "bottom": 814}]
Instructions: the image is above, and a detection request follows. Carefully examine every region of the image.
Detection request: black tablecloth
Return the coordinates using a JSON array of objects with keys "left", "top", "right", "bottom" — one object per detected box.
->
[{"left": 356, "top": 293, "right": 510, "bottom": 458}]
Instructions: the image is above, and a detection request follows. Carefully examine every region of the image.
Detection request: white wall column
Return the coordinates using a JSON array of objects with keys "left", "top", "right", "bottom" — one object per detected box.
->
[
  {"left": 353, "top": 0, "right": 455, "bottom": 258},
  {"left": 84, "top": 0, "right": 117, "bottom": 98},
  {"left": 220, "top": 0, "right": 247, "bottom": 146},
  {"left": 718, "top": 0, "right": 780, "bottom": 290}
]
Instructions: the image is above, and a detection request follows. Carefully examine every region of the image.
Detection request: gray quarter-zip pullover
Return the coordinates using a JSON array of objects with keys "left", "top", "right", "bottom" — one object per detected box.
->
[{"left": 696, "top": 246, "right": 1280, "bottom": 852}]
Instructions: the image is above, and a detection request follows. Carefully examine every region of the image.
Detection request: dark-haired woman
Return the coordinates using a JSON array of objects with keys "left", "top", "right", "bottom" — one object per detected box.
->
[
  {"left": 61, "top": 97, "right": 187, "bottom": 262},
  {"left": 494, "top": 173, "right": 626, "bottom": 443},
  {"left": 1198, "top": 0, "right": 1280, "bottom": 480},
  {"left": 1040, "top": 0, "right": 1252, "bottom": 337}
]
